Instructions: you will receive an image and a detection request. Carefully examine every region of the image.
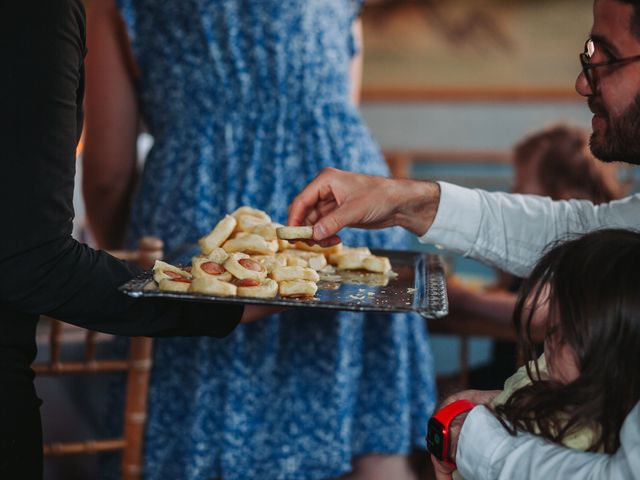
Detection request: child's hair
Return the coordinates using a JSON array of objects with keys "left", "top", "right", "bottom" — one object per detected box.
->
[
  {"left": 494, "top": 229, "right": 640, "bottom": 453},
  {"left": 513, "top": 124, "right": 627, "bottom": 203}
]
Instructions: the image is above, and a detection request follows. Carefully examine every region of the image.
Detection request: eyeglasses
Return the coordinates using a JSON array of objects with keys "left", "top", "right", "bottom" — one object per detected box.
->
[{"left": 580, "top": 37, "right": 640, "bottom": 91}]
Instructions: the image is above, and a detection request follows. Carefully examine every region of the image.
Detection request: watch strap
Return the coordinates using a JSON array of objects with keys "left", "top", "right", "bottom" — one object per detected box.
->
[{"left": 433, "top": 399, "right": 476, "bottom": 425}]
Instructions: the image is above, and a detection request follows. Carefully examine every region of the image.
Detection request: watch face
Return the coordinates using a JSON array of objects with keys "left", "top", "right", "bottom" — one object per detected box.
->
[{"left": 426, "top": 418, "right": 446, "bottom": 460}]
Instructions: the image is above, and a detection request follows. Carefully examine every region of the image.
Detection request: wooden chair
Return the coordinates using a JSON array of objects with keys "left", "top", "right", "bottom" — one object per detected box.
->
[
  {"left": 428, "top": 309, "right": 517, "bottom": 390},
  {"left": 35, "top": 237, "right": 163, "bottom": 480},
  {"left": 35, "top": 324, "right": 152, "bottom": 480}
]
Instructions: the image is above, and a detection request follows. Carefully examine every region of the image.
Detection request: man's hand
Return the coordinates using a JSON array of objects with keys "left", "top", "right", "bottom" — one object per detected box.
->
[{"left": 287, "top": 167, "right": 441, "bottom": 243}]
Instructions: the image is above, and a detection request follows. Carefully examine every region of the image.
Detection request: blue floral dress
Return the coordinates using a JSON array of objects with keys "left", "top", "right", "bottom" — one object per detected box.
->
[{"left": 116, "top": 1, "right": 436, "bottom": 478}]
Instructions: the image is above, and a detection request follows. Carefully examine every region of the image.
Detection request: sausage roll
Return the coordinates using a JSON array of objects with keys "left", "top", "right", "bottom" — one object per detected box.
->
[
  {"left": 224, "top": 252, "right": 268, "bottom": 281},
  {"left": 153, "top": 260, "right": 191, "bottom": 283},
  {"left": 236, "top": 278, "right": 279, "bottom": 298},
  {"left": 191, "top": 256, "right": 233, "bottom": 282}
]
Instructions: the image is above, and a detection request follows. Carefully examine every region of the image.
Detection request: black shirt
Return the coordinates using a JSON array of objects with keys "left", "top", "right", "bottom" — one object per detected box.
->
[{"left": 0, "top": 1, "right": 242, "bottom": 476}]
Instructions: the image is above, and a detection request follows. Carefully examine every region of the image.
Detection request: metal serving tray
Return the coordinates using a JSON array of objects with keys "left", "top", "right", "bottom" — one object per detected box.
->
[{"left": 119, "top": 249, "right": 448, "bottom": 319}]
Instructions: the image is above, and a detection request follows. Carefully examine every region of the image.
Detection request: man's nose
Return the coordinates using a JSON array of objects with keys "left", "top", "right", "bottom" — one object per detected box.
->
[{"left": 575, "top": 70, "right": 594, "bottom": 97}]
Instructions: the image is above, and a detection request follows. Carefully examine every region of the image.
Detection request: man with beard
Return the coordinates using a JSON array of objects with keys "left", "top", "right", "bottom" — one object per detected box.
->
[{"left": 288, "top": 0, "right": 640, "bottom": 478}]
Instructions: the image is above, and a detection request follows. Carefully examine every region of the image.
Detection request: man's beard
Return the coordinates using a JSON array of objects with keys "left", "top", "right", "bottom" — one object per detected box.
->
[{"left": 590, "top": 93, "right": 640, "bottom": 165}]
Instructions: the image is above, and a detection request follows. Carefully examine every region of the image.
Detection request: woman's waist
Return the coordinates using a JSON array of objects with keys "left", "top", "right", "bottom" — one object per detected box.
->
[
  {"left": 147, "top": 94, "right": 360, "bottom": 132},
  {"left": 147, "top": 107, "right": 383, "bottom": 169}
]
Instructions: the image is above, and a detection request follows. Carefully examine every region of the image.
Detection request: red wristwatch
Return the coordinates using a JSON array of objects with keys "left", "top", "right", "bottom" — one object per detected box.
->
[{"left": 426, "top": 399, "right": 476, "bottom": 468}]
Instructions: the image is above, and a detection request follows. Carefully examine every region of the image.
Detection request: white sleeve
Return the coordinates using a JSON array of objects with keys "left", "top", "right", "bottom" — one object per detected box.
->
[
  {"left": 419, "top": 182, "right": 640, "bottom": 277},
  {"left": 457, "top": 403, "right": 640, "bottom": 480}
]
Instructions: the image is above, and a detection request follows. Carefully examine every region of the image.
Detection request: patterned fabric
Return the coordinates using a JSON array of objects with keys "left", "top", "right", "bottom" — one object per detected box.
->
[{"left": 115, "top": 1, "right": 436, "bottom": 478}]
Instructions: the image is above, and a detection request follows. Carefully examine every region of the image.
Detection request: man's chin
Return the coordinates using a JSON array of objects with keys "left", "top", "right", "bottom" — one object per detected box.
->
[
  {"left": 589, "top": 92, "right": 640, "bottom": 165},
  {"left": 589, "top": 132, "right": 614, "bottom": 162},
  {"left": 590, "top": 132, "right": 640, "bottom": 165}
]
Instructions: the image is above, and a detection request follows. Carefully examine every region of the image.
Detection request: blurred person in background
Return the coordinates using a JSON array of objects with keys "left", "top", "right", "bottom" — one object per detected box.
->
[
  {"left": 448, "top": 123, "right": 627, "bottom": 390},
  {"left": 83, "top": 1, "right": 435, "bottom": 479}
]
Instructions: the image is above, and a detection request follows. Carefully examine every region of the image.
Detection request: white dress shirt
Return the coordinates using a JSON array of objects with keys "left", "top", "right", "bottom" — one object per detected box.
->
[
  {"left": 420, "top": 182, "right": 640, "bottom": 479},
  {"left": 420, "top": 182, "right": 640, "bottom": 277}
]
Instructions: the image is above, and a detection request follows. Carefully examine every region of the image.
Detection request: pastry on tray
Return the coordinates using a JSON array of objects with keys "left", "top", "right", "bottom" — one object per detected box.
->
[
  {"left": 159, "top": 277, "right": 191, "bottom": 292},
  {"left": 198, "top": 215, "right": 236, "bottom": 254},
  {"left": 150, "top": 206, "right": 394, "bottom": 300},
  {"left": 236, "top": 278, "right": 279, "bottom": 298},
  {"left": 276, "top": 225, "right": 313, "bottom": 240},
  {"left": 278, "top": 279, "right": 318, "bottom": 298},
  {"left": 189, "top": 276, "right": 237, "bottom": 296}
]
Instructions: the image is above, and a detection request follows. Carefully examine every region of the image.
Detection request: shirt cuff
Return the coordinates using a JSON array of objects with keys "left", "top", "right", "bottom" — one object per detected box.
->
[
  {"left": 457, "top": 406, "right": 513, "bottom": 480},
  {"left": 418, "top": 182, "right": 482, "bottom": 256}
]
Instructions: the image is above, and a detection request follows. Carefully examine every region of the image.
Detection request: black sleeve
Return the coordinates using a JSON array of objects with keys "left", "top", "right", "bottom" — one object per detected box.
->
[{"left": 0, "top": 0, "right": 242, "bottom": 337}]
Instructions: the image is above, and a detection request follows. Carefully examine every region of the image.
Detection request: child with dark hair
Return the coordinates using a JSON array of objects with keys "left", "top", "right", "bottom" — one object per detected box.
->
[
  {"left": 445, "top": 228, "right": 640, "bottom": 480},
  {"left": 493, "top": 228, "right": 640, "bottom": 453}
]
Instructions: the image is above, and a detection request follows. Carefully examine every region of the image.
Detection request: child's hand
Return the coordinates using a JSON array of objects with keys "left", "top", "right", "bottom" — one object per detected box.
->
[
  {"left": 431, "top": 389, "right": 500, "bottom": 472},
  {"left": 441, "top": 389, "right": 501, "bottom": 408},
  {"left": 431, "top": 454, "right": 454, "bottom": 480}
]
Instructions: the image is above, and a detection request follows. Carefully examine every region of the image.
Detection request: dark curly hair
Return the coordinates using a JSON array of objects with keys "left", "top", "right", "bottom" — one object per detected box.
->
[
  {"left": 513, "top": 124, "right": 626, "bottom": 203},
  {"left": 494, "top": 229, "right": 640, "bottom": 453}
]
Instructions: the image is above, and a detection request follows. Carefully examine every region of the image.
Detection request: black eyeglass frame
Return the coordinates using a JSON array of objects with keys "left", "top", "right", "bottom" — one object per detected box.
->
[{"left": 580, "top": 38, "right": 640, "bottom": 91}]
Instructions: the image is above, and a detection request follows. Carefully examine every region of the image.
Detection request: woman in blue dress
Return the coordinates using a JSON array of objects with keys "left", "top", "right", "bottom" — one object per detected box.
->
[{"left": 83, "top": 1, "right": 436, "bottom": 479}]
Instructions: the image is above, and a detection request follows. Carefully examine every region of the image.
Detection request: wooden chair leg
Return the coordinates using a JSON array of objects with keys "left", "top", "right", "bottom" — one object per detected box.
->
[{"left": 121, "top": 337, "right": 153, "bottom": 480}]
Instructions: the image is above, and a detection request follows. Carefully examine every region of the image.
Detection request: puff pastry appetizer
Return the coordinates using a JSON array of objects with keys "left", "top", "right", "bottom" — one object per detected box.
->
[
  {"left": 276, "top": 226, "right": 313, "bottom": 240},
  {"left": 280, "top": 250, "right": 327, "bottom": 271},
  {"left": 362, "top": 255, "right": 392, "bottom": 274},
  {"left": 159, "top": 277, "right": 192, "bottom": 292},
  {"left": 236, "top": 278, "right": 279, "bottom": 298},
  {"left": 224, "top": 253, "right": 268, "bottom": 281},
  {"left": 189, "top": 277, "right": 237, "bottom": 296},
  {"left": 251, "top": 255, "right": 287, "bottom": 273},
  {"left": 328, "top": 247, "right": 371, "bottom": 265},
  {"left": 278, "top": 280, "right": 318, "bottom": 298},
  {"left": 153, "top": 260, "right": 191, "bottom": 283},
  {"left": 222, "top": 233, "right": 279, "bottom": 255},
  {"left": 205, "top": 247, "right": 229, "bottom": 264},
  {"left": 236, "top": 214, "right": 271, "bottom": 232},
  {"left": 199, "top": 215, "right": 237, "bottom": 254},
  {"left": 334, "top": 254, "right": 368, "bottom": 270},
  {"left": 231, "top": 206, "right": 271, "bottom": 222},
  {"left": 280, "top": 255, "right": 308, "bottom": 267},
  {"left": 293, "top": 241, "right": 342, "bottom": 256},
  {"left": 247, "top": 223, "right": 278, "bottom": 240},
  {"left": 270, "top": 266, "right": 320, "bottom": 283},
  {"left": 191, "top": 256, "right": 233, "bottom": 282}
]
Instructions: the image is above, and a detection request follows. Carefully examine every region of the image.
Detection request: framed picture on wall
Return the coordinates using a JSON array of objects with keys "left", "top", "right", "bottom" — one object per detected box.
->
[{"left": 361, "top": 0, "right": 592, "bottom": 100}]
